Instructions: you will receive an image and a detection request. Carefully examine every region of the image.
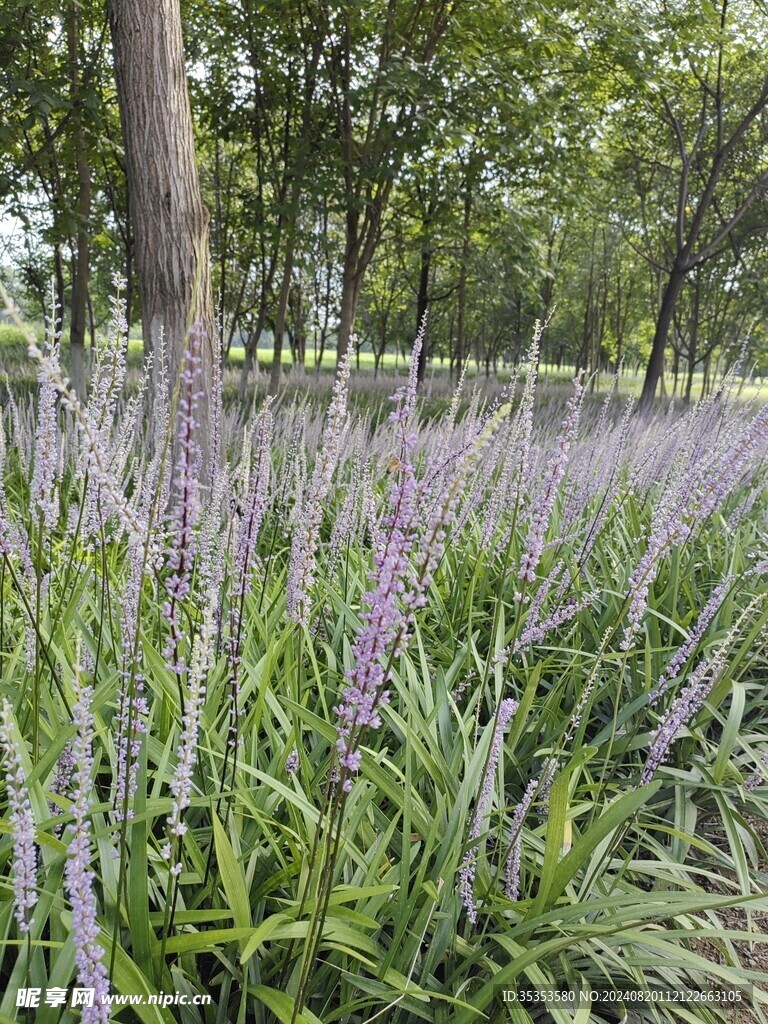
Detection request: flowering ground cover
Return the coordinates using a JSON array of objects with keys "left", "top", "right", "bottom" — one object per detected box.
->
[{"left": 1, "top": 297, "right": 767, "bottom": 1023}]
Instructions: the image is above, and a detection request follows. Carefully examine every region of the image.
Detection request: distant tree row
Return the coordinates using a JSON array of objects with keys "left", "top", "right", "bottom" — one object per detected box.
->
[{"left": 2, "top": 0, "right": 768, "bottom": 408}]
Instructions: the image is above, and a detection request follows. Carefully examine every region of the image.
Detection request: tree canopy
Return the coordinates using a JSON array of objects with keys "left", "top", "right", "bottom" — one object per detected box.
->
[{"left": 2, "top": 0, "right": 768, "bottom": 400}]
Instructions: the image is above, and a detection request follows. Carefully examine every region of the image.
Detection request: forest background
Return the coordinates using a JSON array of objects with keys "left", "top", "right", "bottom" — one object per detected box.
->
[{"left": 2, "top": 0, "right": 768, "bottom": 407}]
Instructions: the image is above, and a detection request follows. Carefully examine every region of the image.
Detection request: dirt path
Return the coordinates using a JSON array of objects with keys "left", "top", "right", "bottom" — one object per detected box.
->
[{"left": 689, "top": 814, "right": 768, "bottom": 1024}]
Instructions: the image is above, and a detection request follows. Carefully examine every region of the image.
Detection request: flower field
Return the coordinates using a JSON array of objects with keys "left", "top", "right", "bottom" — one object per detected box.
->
[{"left": 1, "top": 297, "right": 767, "bottom": 1023}]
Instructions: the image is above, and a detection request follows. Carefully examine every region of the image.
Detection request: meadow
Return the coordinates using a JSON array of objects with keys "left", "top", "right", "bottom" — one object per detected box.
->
[
  {"left": 4, "top": 322, "right": 762, "bottom": 406},
  {"left": 0, "top": 297, "right": 767, "bottom": 1024}
]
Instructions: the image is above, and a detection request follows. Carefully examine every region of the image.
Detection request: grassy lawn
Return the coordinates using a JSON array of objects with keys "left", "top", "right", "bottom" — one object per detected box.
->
[{"left": 2, "top": 324, "right": 764, "bottom": 402}]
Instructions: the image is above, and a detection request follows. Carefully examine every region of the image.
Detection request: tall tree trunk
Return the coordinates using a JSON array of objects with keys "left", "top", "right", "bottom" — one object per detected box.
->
[
  {"left": 67, "top": 1, "right": 90, "bottom": 397},
  {"left": 455, "top": 263, "right": 467, "bottom": 382},
  {"left": 314, "top": 203, "right": 332, "bottom": 373},
  {"left": 238, "top": 299, "right": 268, "bottom": 403},
  {"left": 53, "top": 245, "right": 66, "bottom": 332},
  {"left": 684, "top": 353, "right": 695, "bottom": 403},
  {"left": 337, "top": 260, "right": 359, "bottom": 363},
  {"left": 267, "top": 38, "right": 319, "bottom": 394},
  {"left": 125, "top": 228, "right": 134, "bottom": 333},
  {"left": 268, "top": 240, "right": 296, "bottom": 396},
  {"left": 87, "top": 290, "right": 95, "bottom": 347},
  {"left": 374, "top": 311, "right": 388, "bottom": 378},
  {"left": 109, "top": 0, "right": 216, "bottom": 477},
  {"left": 701, "top": 351, "right": 712, "bottom": 400},
  {"left": 453, "top": 180, "right": 473, "bottom": 381},
  {"left": 69, "top": 147, "right": 91, "bottom": 391},
  {"left": 639, "top": 266, "right": 687, "bottom": 410},
  {"left": 317, "top": 298, "right": 330, "bottom": 370},
  {"left": 239, "top": 283, "right": 272, "bottom": 400},
  {"left": 240, "top": 335, "right": 258, "bottom": 400},
  {"left": 684, "top": 280, "right": 699, "bottom": 404},
  {"left": 293, "top": 283, "right": 306, "bottom": 366},
  {"left": 415, "top": 246, "right": 431, "bottom": 385}
]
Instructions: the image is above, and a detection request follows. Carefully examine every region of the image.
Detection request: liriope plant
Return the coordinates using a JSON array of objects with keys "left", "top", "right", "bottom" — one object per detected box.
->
[{"left": 0, "top": 283, "right": 766, "bottom": 1023}]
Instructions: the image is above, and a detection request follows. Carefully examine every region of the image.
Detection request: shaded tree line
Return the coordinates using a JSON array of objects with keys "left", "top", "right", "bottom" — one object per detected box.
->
[{"left": 2, "top": 0, "right": 768, "bottom": 411}]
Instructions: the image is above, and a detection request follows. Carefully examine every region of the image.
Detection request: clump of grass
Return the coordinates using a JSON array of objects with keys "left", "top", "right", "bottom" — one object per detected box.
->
[
  {"left": 0, "top": 324, "right": 39, "bottom": 347},
  {"left": 0, "top": 291, "right": 767, "bottom": 1023}
]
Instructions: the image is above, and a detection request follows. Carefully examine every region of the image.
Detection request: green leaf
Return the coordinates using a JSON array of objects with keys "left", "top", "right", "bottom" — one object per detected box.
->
[
  {"left": 527, "top": 767, "right": 569, "bottom": 918},
  {"left": 103, "top": 940, "right": 177, "bottom": 1024},
  {"left": 240, "top": 913, "right": 296, "bottom": 964},
  {"left": 213, "top": 813, "right": 252, "bottom": 936},
  {"left": 713, "top": 681, "right": 745, "bottom": 784},
  {"left": 248, "top": 984, "right": 323, "bottom": 1024},
  {"left": 533, "top": 781, "right": 661, "bottom": 914}
]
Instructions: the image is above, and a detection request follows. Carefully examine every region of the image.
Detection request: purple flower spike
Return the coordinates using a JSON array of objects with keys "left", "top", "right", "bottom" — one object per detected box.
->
[
  {"left": 287, "top": 354, "right": 350, "bottom": 626},
  {"left": 333, "top": 344, "right": 422, "bottom": 789},
  {"left": 163, "top": 328, "right": 205, "bottom": 678},
  {"left": 0, "top": 701, "right": 38, "bottom": 934},
  {"left": 31, "top": 334, "right": 61, "bottom": 531},
  {"left": 64, "top": 681, "right": 110, "bottom": 1021},
  {"left": 459, "top": 699, "right": 518, "bottom": 924},
  {"left": 649, "top": 575, "right": 733, "bottom": 704},
  {"left": 640, "top": 643, "right": 729, "bottom": 786},
  {"left": 113, "top": 543, "right": 148, "bottom": 824},
  {"left": 162, "top": 588, "right": 216, "bottom": 876},
  {"left": 504, "top": 757, "right": 558, "bottom": 902},
  {"left": 518, "top": 374, "right": 584, "bottom": 584}
]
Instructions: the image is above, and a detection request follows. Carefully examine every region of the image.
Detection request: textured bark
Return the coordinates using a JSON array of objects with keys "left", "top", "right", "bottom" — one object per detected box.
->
[
  {"left": 53, "top": 245, "right": 66, "bottom": 331},
  {"left": 109, "top": 0, "right": 216, "bottom": 476},
  {"left": 415, "top": 246, "right": 431, "bottom": 385},
  {"left": 640, "top": 266, "right": 687, "bottom": 410},
  {"left": 336, "top": 260, "right": 360, "bottom": 362}
]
